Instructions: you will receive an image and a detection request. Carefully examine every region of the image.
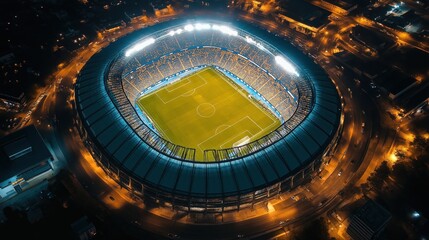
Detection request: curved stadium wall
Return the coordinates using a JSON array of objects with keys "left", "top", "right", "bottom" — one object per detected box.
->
[{"left": 74, "top": 19, "right": 342, "bottom": 213}]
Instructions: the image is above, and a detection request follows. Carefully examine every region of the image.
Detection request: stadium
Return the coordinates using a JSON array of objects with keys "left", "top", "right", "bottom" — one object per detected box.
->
[{"left": 74, "top": 19, "right": 342, "bottom": 213}]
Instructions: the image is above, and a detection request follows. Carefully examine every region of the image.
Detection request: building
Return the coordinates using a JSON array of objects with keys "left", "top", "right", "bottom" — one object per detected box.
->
[
  {"left": 308, "top": 0, "right": 358, "bottom": 15},
  {"left": 374, "top": 69, "right": 418, "bottom": 100},
  {"left": 71, "top": 216, "right": 97, "bottom": 240},
  {"left": 0, "top": 92, "right": 27, "bottom": 112},
  {"left": 277, "top": 0, "right": 331, "bottom": 37},
  {"left": 332, "top": 51, "right": 387, "bottom": 80},
  {"left": 0, "top": 125, "right": 55, "bottom": 202},
  {"left": 348, "top": 26, "right": 394, "bottom": 56},
  {"left": 100, "top": 20, "right": 126, "bottom": 33},
  {"left": 0, "top": 52, "right": 16, "bottom": 65},
  {"left": 365, "top": 2, "right": 429, "bottom": 34},
  {"left": 347, "top": 199, "right": 392, "bottom": 240}
]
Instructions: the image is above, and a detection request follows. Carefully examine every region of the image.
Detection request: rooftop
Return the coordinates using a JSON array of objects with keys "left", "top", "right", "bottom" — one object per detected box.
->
[
  {"left": 0, "top": 125, "right": 52, "bottom": 183},
  {"left": 279, "top": 0, "right": 331, "bottom": 29},
  {"left": 349, "top": 25, "right": 394, "bottom": 52},
  {"left": 366, "top": 3, "right": 429, "bottom": 33},
  {"left": 323, "top": 0, "right": 357, "bottom": 10},
  {"left": 333, "top": 51, "right": 386, "bottom": 79},
  {"left": 375, "top": 70, "right": 416, "bottom": 95},
  {"left": 347, "top": 199, "right": 392, "bottom": 239}
]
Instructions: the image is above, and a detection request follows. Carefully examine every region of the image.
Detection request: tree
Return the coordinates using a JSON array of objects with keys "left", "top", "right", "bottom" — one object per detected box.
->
[
  {"left": 410, "top": 135, "right": 428, "bottom": 155},
  {"left": 368, "top": 161, "right": 390, "bottom": 191},
  {"left": 294, "top": 217, "right": 331, "bottom": 240}
]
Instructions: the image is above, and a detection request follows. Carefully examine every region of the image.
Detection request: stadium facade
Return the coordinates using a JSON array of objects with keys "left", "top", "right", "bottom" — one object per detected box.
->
[{"left": 74, "top": 18, "right": 342, "bottom": 213}]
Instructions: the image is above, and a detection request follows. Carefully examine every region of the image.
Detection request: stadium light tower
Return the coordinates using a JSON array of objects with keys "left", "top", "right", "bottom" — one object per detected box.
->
[
  {"left": 275, "top": 56, "right": 299, "bottom": 76},
  {"left": 125, "top": 38, "right": 156, "bottom": 57}
]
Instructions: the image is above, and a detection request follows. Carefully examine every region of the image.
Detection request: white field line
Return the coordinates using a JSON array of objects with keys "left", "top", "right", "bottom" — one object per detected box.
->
[
  {"left": 220, "top": 131, "right": 252, "bottom": 148},
  {"left": 197, "top": 115, "right": 250, "bottom": 152},
  {"left": 154, "top": 74, "right": 208, "bottom": 104},
  {"left": 138, "top": 103, "right": 172, "bottom": 142},
  {"left": 216, "top": 69, "right": 278, "bottom": 125}
]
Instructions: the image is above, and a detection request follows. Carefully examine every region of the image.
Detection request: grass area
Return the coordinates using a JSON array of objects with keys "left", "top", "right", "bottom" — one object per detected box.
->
[{"left": 137, "top": 67, "right": 281, "bottom": 161}]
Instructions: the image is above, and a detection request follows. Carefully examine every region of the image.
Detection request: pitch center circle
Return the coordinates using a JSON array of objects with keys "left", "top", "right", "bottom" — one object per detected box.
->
[{"left": 196, "top": 103, "right": 215, "bottom": 118}]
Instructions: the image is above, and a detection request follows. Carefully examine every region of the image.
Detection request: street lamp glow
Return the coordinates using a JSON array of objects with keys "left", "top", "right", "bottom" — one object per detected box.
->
[
  {"left": 275, "top": 56, "right": 299, "bottom": 76},
  {"left": 125, "top": 38, "right": 156, "bottom": 57}
]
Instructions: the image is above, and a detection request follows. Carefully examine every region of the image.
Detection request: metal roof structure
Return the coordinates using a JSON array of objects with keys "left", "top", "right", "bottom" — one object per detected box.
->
[{"left": 0, "top": 125, "right": 52, "bottom": 184}]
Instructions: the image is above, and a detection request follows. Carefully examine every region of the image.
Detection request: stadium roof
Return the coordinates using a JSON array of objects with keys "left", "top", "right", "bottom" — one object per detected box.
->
[{"left": 75, "top": 18, "right": 341, "bottom": 198}]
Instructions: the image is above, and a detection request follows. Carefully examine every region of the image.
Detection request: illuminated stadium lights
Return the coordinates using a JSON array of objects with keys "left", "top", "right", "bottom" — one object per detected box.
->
[
  {"left": 125, "top": 38, "right": 155, "bottom": 57},
  {"left": 194, "top": 23, "right": 212, "bottom": 30},
  {"left": 169, "top": 28, "right": 184, "bottom": 37},
  {"left": 171, "top": 23, "right": 212, "bottom": 35},
  {"left": 246, "top": 36, "right": 265, "bottom": 50},
  {"left": 246, "top": 36, "right": 256, "bottom": 44},
  {"left": 275, "top": 56, "right": 299, "bottom": 76},
  {"left": 212, "top": 24, "right": 238, "bottom": 36},
  {"left": 184, "top": 24, "right": 194, "bottom": 32}
]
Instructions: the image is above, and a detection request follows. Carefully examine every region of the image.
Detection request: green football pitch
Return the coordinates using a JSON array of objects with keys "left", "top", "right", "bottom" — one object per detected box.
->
[{"left": 137, "top": 67, "right": 281, "bottom": 161}]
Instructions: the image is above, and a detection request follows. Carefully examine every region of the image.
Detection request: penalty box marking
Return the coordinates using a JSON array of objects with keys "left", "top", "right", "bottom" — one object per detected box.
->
[
  {"left": 197, "top": 116, "right": 263, "bottom": 152},
  {"left": 220, "top": 131, "right": 252, "bottom": 149},
  {"left": 155, "top": 74, "right": 208, "bottom": 104},
  {"left": 163, "top": 68, "right": 210, "bottom": 93}
]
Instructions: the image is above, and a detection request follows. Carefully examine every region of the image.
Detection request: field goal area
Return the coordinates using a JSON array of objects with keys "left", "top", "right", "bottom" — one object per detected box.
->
[{"left": 137, "top": 66, "right": 281, "bottom": 161}]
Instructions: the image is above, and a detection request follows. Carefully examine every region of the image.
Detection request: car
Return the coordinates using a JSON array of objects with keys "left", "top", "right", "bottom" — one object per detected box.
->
[
  {"left": 338, "top": 170, "right": 342, "bottom": 176},
  {"left": 291, "top": 195, "right": 300, "bottom": 201},
  {"left": 279, "top": 219, "right": 289, "bottom": 225},
  {"left": 168, "top": 233, "right": 180, "bottom": 239}
]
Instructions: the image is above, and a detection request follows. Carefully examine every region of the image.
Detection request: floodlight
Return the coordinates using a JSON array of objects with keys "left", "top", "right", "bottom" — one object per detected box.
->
[
  {"left": 195, "top": 23, "right": 211, "bottom": 30},
  {"left": 125, "top": 38, "right": 155, "bottom": 57},
  {"left": 213, "top": 24, "right": 238, "bottom": 36},
  {"left": 246, "top": 36, "right": 256, "bottom": 44},
  {"left": 184, "top": 24, "right": 194, "bottom": 32},
  {"left": 275, "top": 56, "right": 299, "bottom": 76}
]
